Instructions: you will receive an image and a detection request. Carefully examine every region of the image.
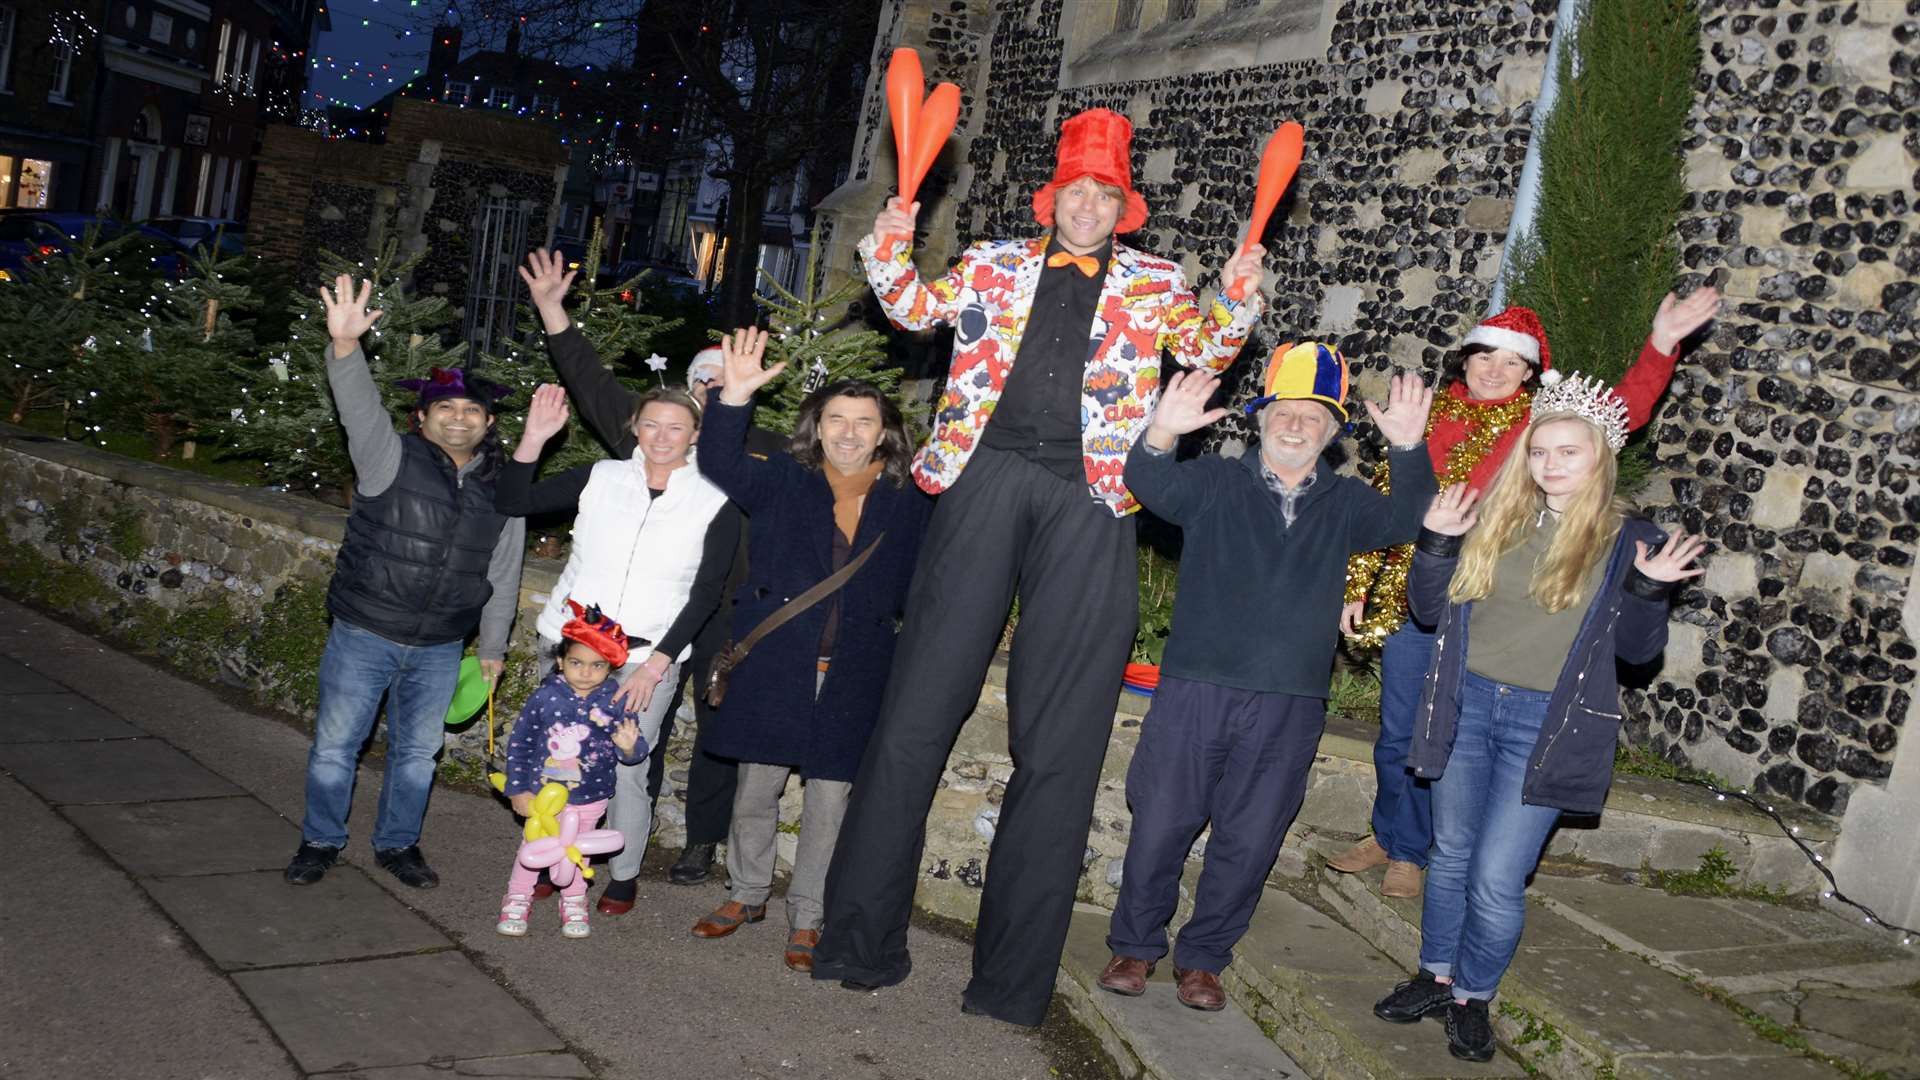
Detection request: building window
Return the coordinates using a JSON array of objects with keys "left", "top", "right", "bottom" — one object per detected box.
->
[
  {"left": 246, "top": 36, "right": 260, "bottom": 92},
  {"left": 0, "top": 6, "right": 17, "bottom": 92},
  {"left": 531, "top": 93, "right": 559, "bottom": 113},
  {"left": 150, "top": 11, "right": 173, "bottom": 44},
  {"left": 15, "top": 156, "right": 49, "bottom": 207},
  {"left": 443, "top": 79, "right": 471, "bottom": 105},
  {"left": 48, "top": 42, "right": 72, "bottom": 101},
  {"left": 212, "top": 20, "right": 231, "bottom": 83},
  {"left": 485, "top": 87, "right": 515, "bottom": 109},
  {"left": 229, "top": 28, "right": 248, "bottom": 88}
]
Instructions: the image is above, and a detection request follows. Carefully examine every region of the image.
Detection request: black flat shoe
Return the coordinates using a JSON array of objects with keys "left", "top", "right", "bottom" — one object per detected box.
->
[
  {"left": 374, "top": 844, "right": 440, "bottom": 889},
  {"left": 669, "top": 842, "right": 716, "bottom": 885},
  {"left": 840, "top": 979, "right": 881, "bottom": 992},
  {"left": 1445, "top": 998, "right": 1496, "bottom": 1062},
  {"left": 1374, "top": 969, "right": 1453, "bottom": 1023},
  {"left": 284, "top": 842, "right": 339, "bottom": 886}
]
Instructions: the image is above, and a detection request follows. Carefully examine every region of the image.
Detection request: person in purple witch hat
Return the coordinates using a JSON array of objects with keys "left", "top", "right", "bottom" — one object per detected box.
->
[{"left": 285, "top": 275, "right": 526, "bottom": 892}]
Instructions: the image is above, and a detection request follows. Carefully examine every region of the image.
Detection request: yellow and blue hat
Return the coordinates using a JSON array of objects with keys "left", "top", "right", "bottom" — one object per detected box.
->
[{"left": 1243, "top": 341, "right": 1350, "bottom": 422}]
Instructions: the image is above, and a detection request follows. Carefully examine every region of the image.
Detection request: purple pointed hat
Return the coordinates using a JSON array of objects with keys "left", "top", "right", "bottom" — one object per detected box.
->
[{"left": 395, "top": 367, "right": 513, "bottom": 413}]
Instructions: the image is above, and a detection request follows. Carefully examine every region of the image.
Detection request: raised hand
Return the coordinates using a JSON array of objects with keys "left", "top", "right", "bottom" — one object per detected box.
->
[
  {"left": 319, "top": 274, "right": 383, "bottom": 355},
  {"left": 1222, "top": 242, "right": 1268, "bottom": 302},
  {"left": 1423, "top": 483, "right": 1481, "bottom": 536},
  {"left": 1649, "top": 286, "right": 1721, "bottom": 354},
  {"left": 1633, "top": 531, "right": 1709, "bottom": 583},
  {"left": 870, "top": 196, "right": 919, "bottom": 249},
  {"left": 513, "top": 384, "right": 570, "bottom": 462},
  {"left": 1364, "top": 372, "right": 1435, "bottom": 449},
  {"left": 716, "top": 326, "right": 785, "bottom": 407},
  {"left": 610, "top": 717, "right": 642, "bottom": 756},
  {"left": 1144, "top": 370, "right": 1231, "bottom": 449},
  {"left": 517, "top": 249, "right": 577, "bottom": 334}
]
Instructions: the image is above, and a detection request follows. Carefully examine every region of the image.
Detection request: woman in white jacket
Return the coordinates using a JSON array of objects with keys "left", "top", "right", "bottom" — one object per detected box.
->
[{"left": 498, "top": 382, "right": 742, "bottom": 914}]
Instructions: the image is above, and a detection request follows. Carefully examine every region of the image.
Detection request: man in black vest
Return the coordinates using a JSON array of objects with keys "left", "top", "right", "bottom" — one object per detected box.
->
[{"left": 284, "top": 275, "right": 526, "bottom": 889}]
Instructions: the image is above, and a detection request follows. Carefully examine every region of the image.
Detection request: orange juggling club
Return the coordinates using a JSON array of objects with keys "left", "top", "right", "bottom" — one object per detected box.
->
[
  {"left": 1226, "top": 121, "right": 1305, "bottom": 302},
  {"left": 906, "top": 82, "right": 962, "bottom": 200},
  {"left": 879, "top": 49, "right": 962, "bottom": 260}
]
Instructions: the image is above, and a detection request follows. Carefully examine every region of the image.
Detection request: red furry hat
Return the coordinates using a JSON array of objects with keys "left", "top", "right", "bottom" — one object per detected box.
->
[
  {"left": 559, "top": 600, "right": 644, "bottom": 670},
  {"left": 1031, "top": 108, "right": 1149, "bottom": 236}
]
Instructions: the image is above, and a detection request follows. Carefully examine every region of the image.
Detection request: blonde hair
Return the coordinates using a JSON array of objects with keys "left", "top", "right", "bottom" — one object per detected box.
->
[
  {"left": 1447, "top": 412, "right": 1625, "bottom": 612},
  {"left": 629, "top": 387, "right": 703, "bottom": 431}
]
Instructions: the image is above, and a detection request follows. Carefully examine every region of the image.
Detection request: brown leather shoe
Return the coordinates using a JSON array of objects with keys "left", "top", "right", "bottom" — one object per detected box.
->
[
  {"left": 784, "top": 928, "right": 821, "bottom": 972},
  {"left": 1327, "top": 835, "right": 1390, "bottom": 874},
  {"left": 691, "top": 900, "right": 767, "bottom": 938},
  {"left": 1174, "top": 967, "right": 1226, "bottom": 1011},
  {"left": 1097, "top": 954, "right": 1156, "bottom": 996},
  {"left": 1381, "top": 860, "right": 1424, "bottom": 899}
]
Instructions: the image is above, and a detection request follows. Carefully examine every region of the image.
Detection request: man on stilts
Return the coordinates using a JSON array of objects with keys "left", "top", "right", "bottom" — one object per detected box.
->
[{"left": 810, "top": 107, "right": 1267, "bottom": 1026}]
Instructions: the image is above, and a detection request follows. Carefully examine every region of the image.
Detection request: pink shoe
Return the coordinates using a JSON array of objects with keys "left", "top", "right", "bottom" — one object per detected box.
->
[
  {"left": 496, "top": 893, "right": 531, "bottom": 937},
  {"left": 559, "top": 893, "right": 591, "bottom": 938}
]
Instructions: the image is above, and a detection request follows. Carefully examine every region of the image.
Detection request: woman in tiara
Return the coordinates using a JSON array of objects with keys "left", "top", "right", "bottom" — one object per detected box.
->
[{"left": 1366, "top": 374, "right": 1706, "bottom": 1063}]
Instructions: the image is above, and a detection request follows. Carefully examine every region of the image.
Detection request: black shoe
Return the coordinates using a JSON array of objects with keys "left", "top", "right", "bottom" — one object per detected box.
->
[
  {"left": 284, "top": 842, "right": 339, "bottom": 886},
  {"left": 1373, "top": 969, "right": 1453, "bottom": 1023},
  {"left": 840, "top": 979, "right": 881, "bottom": 992},
  {"left": 669, "top": 842, "right": 716, "bottom": 885},
  {"left": 374, "top": 844, "right": 440, "bottom": 889},
  {"left": 1445, "top": 998, "right": 1495, "bottom": 1062}
]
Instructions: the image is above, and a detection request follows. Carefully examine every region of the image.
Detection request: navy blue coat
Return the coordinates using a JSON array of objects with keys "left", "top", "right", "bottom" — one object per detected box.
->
[
  {"left": 694, "top": 397, "right": 931, "bottom": 781},
  {"left": 1407, "top": 517, "right": 1675, "bottom": 815}
]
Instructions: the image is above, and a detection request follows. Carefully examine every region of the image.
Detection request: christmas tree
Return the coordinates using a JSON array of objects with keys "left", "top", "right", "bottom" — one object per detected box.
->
[
  {"left": 0, "top": 223, "right": 155, "bottom": 425},
  {"left": 746, "top": 221, "right": 922, "bottom": 436},
  {"left": 87, "top": 243, "right": 259, "bottom": 459},
  {"left": 221, "top": 240, "right": 542, "bottom": 499}
]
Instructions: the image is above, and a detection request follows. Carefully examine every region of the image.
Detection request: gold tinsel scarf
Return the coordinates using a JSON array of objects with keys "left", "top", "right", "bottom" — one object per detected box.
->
[{"left": 1342, "top": 391, "right": 1533, "bottom": 648}]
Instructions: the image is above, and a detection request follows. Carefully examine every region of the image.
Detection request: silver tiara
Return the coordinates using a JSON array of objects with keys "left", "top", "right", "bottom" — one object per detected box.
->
[{"left": 1531, "top": 371, "right": 1629, "bottom": 451}]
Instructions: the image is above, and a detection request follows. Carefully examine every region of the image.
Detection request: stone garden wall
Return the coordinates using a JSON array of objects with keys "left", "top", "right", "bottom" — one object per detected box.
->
[{"left": 815, "top": 0, "right": 1920, "bottom": 828}]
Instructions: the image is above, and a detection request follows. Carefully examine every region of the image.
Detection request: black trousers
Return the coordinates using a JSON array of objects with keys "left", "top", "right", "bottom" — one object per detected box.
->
[
  {"left": 645, "top": 636, "right": 739, "bottom": 846},
  {"left": 811, "top": 447, "right": 1138, "bottom": 1026}
]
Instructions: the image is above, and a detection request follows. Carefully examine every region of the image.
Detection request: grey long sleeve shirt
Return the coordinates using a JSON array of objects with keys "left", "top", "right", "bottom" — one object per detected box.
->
[{"left": 325, "top": 344, "right": 525, "bottom": 659}]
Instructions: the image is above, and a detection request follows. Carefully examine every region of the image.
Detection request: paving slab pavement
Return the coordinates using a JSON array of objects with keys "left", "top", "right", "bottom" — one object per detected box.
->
[
  {"left": 0, "top": 690, "right": 144, "bottom": 741},
  {"left": 144, "top": 868, "right": 453, "bottom": 970},
  {"left": 0, "top": 597, "right": 1073, "bottom": 1080}
]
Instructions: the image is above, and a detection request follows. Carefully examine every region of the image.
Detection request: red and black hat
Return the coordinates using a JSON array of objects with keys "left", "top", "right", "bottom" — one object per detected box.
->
[{"left": 560, "top": 599, "right": 646, "bottom": 669}]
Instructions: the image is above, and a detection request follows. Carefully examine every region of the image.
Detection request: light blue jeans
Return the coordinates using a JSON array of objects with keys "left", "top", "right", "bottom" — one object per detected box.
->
[
  {"left": 300, "top": 618, "right": 464, "bottom": 851},
  {"left": 1417, "top": 671, "right": 1563, "bottom": 1000}
]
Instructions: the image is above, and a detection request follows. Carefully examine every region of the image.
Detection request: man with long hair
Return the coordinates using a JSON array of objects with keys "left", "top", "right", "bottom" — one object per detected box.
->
[
  {"left": 285, "top": 276, "right": 526, "bottom": 890},
  {"left": 811, "top": 108, "right": 1267, "bottom": 1026},
  {"left": 690, "top": 327, "right": 931, "bottom": 974}
]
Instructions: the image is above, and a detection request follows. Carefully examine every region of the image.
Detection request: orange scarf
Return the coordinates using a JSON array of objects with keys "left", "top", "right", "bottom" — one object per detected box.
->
[{"left": 826, "top": 460, "right": 884, "bottom": 542}]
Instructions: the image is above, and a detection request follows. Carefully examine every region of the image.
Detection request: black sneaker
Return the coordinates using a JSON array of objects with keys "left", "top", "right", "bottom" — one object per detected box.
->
[
  {"left": 374, "top": 844, "right": 440, "bottom": 889},
  {"left": 284, "top": 842, "right": 339, "bottom": 886},
  {"left": 669, "top": 841, "right": 717, "bottom": 885},
  {"left": 1445, "top": 998, "right": 1496, "bottom": 1062},
  {"left": 1373, "top": 969, "right": 1453, "bottom": 1023}
]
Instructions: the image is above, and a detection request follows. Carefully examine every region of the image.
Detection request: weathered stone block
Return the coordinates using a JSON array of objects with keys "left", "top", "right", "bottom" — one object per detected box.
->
[{"left": 1464, "top": 197, "right": 1513, "bottom": 232}]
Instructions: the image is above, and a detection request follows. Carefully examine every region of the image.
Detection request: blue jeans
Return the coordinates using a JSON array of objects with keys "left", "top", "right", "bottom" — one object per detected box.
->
[
  {"left": 1417, "top": 671, "right": 1562, "bottom": 1000},
  {"left": 1370, "top": 621, "right": 1435, "bottom": 865},
  {"left": 300, "top": 618, "right": 464, "bottom": 850}
]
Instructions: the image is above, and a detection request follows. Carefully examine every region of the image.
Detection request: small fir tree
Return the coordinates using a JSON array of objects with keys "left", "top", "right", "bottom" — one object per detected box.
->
[
  {"left": 0, "top": 223, "right": 152, "bottom": 424},
  {"left": 745, "top": 221, "right": 922, "bottom": 437},
  {"left": 1500, "top": 0, "right": 1700, "bottom": 485}
]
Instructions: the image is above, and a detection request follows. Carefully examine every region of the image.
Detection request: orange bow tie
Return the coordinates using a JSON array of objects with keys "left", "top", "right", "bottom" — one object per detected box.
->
[{"left": 1046, "top": 250, "right": 1103, "bottom": 278}]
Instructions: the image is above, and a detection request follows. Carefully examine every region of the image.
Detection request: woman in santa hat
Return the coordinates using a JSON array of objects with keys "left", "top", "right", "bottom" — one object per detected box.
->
[{"left": 1326, "top": 289, "right": 1721, "bottom": 900}]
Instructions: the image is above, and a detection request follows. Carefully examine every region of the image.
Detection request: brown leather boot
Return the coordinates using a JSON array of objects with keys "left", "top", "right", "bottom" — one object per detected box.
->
[
  {"left": 1173, "top": 967, "right": 1226, "bottom": 1011},
  {"left": 1381, "top": 860, "right": 1425, "bottom": 898},
  {"left": 1326, "top": 835, "right": 1390, "bottom": 874},
  {"left": 1097, "top": 954, "right": 1156, "bottom": 996},
  {"left": 691, "top": 900, "right": 767, "bottom": 938}
]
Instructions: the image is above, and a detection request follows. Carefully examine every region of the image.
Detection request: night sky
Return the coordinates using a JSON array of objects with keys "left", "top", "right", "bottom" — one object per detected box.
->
[{"left": 307, "top": 0, "right": 435, "bottom": 110}]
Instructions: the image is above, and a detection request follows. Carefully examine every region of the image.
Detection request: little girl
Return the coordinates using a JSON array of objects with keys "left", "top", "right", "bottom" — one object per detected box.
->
[
  {"left": 1369, "top": 374, "right": 1705, "bottom": 1062},
  {"left": 499, "top": 603, "right": 649, "bottom": 938}
]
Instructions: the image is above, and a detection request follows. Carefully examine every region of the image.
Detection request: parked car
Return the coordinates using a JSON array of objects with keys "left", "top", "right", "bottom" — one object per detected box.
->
[
  {"left": 0, "top": 211, "right": 179, "bottom": 280},
  {"left": 145, "top": 216, "right": 246, "bottom": 257},
  {"left": 598, "top": 257, "right": 704, "bottom": 298}
]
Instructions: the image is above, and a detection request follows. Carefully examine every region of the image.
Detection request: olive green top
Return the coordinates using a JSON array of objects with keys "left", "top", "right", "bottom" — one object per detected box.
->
[{"left": 1466, "top": 511, "right": 1609, "bottom": 693}]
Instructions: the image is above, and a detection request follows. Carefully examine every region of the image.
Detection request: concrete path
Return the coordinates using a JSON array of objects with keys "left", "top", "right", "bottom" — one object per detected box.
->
[{"left": 0, "top": 598, "right": 1071, "bottom": 1080}]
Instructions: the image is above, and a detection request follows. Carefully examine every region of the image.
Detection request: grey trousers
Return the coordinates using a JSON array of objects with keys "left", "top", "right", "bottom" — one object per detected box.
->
[
  {"left": 538, "top": 635, "right": 678, "bottom": 883},
  {"left": 727, "top": 763, "right": 852, "bottom": 931}
]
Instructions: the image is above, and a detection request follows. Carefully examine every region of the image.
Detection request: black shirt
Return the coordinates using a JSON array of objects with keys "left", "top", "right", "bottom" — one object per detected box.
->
[{"left": 980, "top": 236, "right": 1111, "bottom": 480}]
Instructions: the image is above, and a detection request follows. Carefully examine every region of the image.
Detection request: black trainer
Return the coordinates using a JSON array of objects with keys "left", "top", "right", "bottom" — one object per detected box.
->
[
  {"left": 284, "top": 842, "right": 339, "bottom": 886},
  {"left": 374, "top": 844, "right": 440, "bottom": 889},
  {"left": 1445, "top": 998, "right": 1496, "bottom": 1062},
  {"left": 669, "top": 842, "right": 717, "bottom": 885},
  {"left": 1373, "top": 969, "right": 1453, "bottom": 1023}
]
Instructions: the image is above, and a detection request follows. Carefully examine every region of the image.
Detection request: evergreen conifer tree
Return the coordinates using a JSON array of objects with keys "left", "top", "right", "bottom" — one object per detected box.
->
[{"left": 0, "top": 223, "right": 152, "bottom": 425}]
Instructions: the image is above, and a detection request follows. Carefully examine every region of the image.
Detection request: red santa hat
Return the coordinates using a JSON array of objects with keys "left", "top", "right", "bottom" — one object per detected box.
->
[
  {"left": 1031, "top": 108, "right": 1149, "bottom": 236},
  {"left": 1462, "top": 306, "right": 1553, "bottom": 379}
]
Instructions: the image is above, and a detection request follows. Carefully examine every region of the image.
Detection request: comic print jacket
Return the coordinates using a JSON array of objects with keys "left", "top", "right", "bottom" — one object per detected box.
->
[{"left": 857, "top": 233, "right": 1262, "bottom": 516}]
